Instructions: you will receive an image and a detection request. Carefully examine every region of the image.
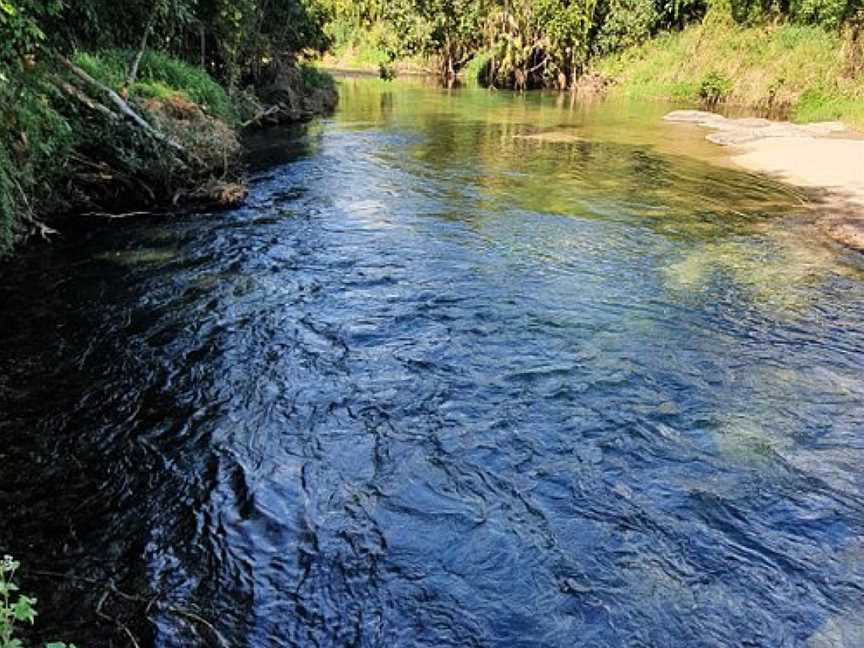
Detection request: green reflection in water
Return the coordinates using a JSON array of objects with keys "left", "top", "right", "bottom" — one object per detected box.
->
[{"left": 329, "top": 73, "right": 863, "bottom": 320}]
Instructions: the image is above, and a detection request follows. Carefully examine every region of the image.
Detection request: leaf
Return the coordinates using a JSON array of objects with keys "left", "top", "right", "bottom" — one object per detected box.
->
[{"left": 12, "top": 596, "right": 36, "bottom": 624}]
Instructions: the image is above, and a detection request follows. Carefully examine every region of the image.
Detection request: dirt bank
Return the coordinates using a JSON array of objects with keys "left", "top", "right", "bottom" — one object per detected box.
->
[{"left": 665, "top": 110, "right": 864, "bottom": 251}]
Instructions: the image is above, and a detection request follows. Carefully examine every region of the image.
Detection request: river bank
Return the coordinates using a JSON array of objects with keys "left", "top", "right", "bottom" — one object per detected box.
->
[
  {"left": 593, "top": 16, "right": 864, "bottom": 129},
  {"left": 665, "top": 110, "right": 864, "bottom": 251},
  {"left": 0, "top": 52, "right": 337, "bottom": 258}
]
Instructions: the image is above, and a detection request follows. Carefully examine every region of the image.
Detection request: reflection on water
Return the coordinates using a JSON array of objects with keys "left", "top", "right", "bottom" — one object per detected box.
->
[{"left": 1, "top": 74, "right": 863, "bottom": 647}]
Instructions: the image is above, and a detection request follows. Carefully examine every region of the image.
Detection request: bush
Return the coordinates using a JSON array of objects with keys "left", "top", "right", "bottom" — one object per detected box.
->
[
  {"left": 463, "top": 52, "right": 493, "bottom": 84},
  {"left": 593, "top": 0, "right": 660, "bottom": 56},
  {"left": 300, "top": 64, "right": 335, "bottom": 90},
  {"left": 0, "top": 554, "right": 76, "bottom": 648},
  {"left": 699, "top": 70, "right": 732, "bottom": 102}
]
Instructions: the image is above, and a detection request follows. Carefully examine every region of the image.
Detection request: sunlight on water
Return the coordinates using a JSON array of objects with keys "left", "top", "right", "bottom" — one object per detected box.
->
[{"left": 1, "top": 73, "right": 863, "bottom": 647}]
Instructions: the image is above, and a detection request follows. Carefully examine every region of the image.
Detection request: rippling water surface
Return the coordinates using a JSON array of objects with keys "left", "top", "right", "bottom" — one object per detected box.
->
[{"left": 2, "top": 75, "right": 864, "bottom": 647}]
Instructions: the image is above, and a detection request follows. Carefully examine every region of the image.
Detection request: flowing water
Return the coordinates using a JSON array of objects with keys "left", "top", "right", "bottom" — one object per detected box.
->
[{"left": 2, "top": 75, "right": 864, "bottom": 647}]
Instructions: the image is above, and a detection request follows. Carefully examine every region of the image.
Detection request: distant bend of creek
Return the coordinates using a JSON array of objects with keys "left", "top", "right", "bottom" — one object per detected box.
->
[{"left": 1, "top": 74, "right": 864, "bottom": 647}]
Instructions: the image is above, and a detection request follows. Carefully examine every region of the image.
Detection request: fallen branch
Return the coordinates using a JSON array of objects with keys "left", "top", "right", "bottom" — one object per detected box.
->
[
  {"left": 10, "top": 176, "right": 58, "bottom": 240},
  {"left": 53, "top": 78, "right": 122, "bottom": 123},
  {"left": 56, "top": 55, "right": 186, "bottom": 155},
  {"left": 169, "top": 606, "right": 231, "bottom": 648},
  {"left": 95, "top": 585, "right": 141, "bottom": 648},
  {"left": 241, "top": 104, "right": 281, "bottom": 128},
  {"left": 79, "top": 210, "right": 157, "bottom": 219}
]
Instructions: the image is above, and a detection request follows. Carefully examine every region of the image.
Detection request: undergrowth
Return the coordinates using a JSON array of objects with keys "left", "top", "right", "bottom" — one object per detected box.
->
[
  {"left": 593, "top": 14, "right": 864, "bottom": 126},
  {"left": 72, "top": 50, "right": 236, "bottom": 122}
]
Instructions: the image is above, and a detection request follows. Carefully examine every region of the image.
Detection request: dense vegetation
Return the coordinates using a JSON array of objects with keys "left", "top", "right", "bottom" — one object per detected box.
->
[
  {"left": 595, "top": 16, "right": 864, "bottom": 124},
  {"left": 321, "top": 0, "right": 863, "bottom": 91}
]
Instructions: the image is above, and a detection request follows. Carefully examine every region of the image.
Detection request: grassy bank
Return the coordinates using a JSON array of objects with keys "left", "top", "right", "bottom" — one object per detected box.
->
[
  {"left": 0, "top": 50, "right": 243, "bottom": 256},
  {"left": 592, "top": 14, "right": 864, "bottom": 127}
]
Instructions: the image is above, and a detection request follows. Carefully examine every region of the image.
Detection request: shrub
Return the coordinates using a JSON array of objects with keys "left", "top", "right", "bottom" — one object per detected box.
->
[
  {"left": 300, "top": 64, "right": 335, "bottom": 90},
  {"left": 0, "top": 554, "right": 77, "bottom": 648},
  {"left": 463, "top": 52, "right": 493, "bottom": 84},
  {"left": 699, "top": 70, "right": 732, "bottom": 103},
  {"left": 593, "top": 0, "right": 660, "bottom": 56}
]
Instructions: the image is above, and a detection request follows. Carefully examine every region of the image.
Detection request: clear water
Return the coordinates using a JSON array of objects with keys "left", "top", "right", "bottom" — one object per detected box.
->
[{"left": 2, "top": 75, "right": 864, "bottom": 647}]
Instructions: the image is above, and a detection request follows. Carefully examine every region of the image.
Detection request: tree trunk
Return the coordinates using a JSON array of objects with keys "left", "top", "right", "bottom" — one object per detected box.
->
[{"left": 126, "top": 3, "right": 159, "bottom": 88}]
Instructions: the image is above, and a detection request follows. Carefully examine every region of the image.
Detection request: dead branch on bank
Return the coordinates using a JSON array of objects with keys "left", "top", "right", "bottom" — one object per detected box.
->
[{"left": 55, "top": 55, "right": 186, "bottom": 156}]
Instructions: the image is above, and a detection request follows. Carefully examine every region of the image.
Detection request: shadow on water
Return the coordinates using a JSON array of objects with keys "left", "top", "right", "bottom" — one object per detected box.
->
[{"left": 1, "top": 74, "right": 864, "bottom": 647}]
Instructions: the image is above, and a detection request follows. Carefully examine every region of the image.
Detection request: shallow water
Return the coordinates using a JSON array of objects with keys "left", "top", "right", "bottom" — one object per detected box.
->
[{"left": 2, "top": 75, "right": 864, "bottom": 647}]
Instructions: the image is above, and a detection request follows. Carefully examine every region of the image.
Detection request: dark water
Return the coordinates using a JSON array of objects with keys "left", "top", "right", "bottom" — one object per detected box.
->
[{"left": 2, "top": 76, "right": 864, "bottom": 647}]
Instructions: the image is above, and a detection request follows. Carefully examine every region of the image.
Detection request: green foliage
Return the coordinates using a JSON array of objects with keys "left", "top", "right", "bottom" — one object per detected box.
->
[
  {"left": 594, "top": 18, "right": 864, "bottom": 126},
  {"left": 699, "top": 70, "right": 732, "bottom": 102},
  {"left": 726, "top": 0, "right": 860, "bottom": 27},
  {"left": 463, "top": 51, "right": 493, "bottom": 84},
  {"left": 300, "top": 64, "right": 335, "bottom": 89},
  {"left": 136, "top": 51, "right": 236, "bottom": 120},
  {"left": 593, "top": 0, "right": 661, "bottom": 56},
  {"left": 0, "top": 555, "right": 77, "bottom": 648},
  {"left": 791, "top": 86, "right": 864, "bottom": 122},
  {"left": 318, "top": 0, "right": 705, "bottom": 87},
  {"left": 0, "top": 0, "right": 61, "bottom": 69},
  {"left": 72, "top": 50, "right": 236, "bottom": 122}
]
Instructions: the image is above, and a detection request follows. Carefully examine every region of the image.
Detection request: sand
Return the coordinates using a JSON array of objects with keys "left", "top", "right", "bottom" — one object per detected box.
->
[{"left": 665, "top": 110, "right": 864, "bottom": 251}]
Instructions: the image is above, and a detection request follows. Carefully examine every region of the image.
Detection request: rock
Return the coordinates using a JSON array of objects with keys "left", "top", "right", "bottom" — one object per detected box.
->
[
  {"left": 665, "top": 109, "right": 850, "bottom": 147},
  {"left": 663, "top": 110, "right": 726, "bottom": 125}
]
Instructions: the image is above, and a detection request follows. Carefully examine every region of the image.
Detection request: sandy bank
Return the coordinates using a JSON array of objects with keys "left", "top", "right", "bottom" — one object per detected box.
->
[{"left": 665, "top": 110, "right": 864, "bottom": 251}]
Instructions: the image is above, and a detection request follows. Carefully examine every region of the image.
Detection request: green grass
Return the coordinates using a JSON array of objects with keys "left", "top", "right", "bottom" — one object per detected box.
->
[
  {"left": 463, "top": 52, "right": 493, "bottom": 85},
  {"left": 72, "top": 50, "right": 236, "bottom": 122},
  {"left": 592, "top": 15, "right": 864, "bottom": 127}
]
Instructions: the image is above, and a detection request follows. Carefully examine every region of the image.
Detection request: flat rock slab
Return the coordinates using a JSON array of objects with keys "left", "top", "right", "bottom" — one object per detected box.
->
[{"left": 664, "top": 110, "right": 847, "bottom": 144}]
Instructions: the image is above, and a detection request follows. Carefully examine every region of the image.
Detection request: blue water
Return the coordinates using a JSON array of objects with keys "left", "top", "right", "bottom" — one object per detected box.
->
[{"left": 1, "top": 76, "right": 863, "bottom": 647}]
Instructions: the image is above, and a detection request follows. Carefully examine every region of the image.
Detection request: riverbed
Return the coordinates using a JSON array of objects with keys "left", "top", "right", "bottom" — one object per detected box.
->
[{"left": 2, "top": 74, "right": 864, "bottom": 647}]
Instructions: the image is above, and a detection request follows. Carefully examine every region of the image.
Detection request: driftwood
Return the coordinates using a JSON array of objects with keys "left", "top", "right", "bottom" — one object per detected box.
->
[
  {"left": 57, "top": 56, "right": 186, "bottom": 155},
  {"left": 241, "top": 104, "right": 281, "bottom": 128},
  {"left": 54, "top": 78, "right": 122, "bottom": 123},
  {"left": 10, "top": 176, "right": 58, "bottom": 240}
]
